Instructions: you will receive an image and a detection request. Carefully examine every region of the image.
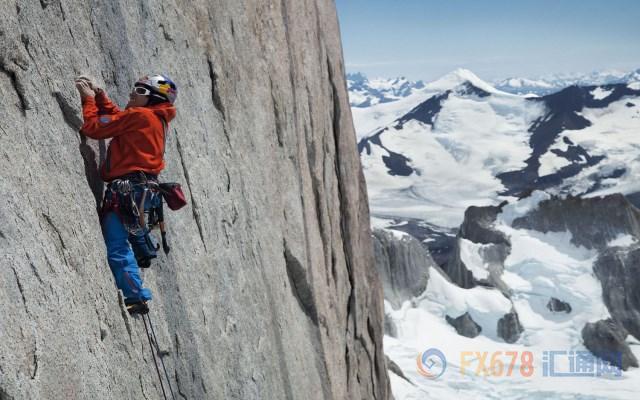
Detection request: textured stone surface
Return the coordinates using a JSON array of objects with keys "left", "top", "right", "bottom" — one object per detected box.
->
[
  {"left": 379, "top": 218, "right": 458, "bottom": 267},
  {"left": 384, "top": 312, "right": 398, "bottom": 338},
  {"left": 438, "top": 204, "right": 522, "bottom": 343},
  {"left": 372, "top": 228, "right": 434, "bottom": 309},
  {"left": 385, "top": 355, "right": 413, "bottom": 387},
  {"left": 512, "top": 194, "right": 640, "bottom": 250},
  {"left": 497, "top": 309, "right": 524, "bottom": 344},
  {"left": 547, "top": 297, "right": 572, "bottom": 314},
  {"left": 446, "top": 312, "right": 482, "bottom": 338},
  {"left": 582, "top": 319, "right": 639, "bottom": 370},
  {"left": 445, "top": 204, "right": 511, "bottom": 294},
  {"left": 458, "top": 204, "right": 509, "bottom": 246},
  {"left": 594, "top": 246, "right": 640, "bottom": 341},
  {"left": 0, "top": 1, "right": 390, "bottom": 399}
]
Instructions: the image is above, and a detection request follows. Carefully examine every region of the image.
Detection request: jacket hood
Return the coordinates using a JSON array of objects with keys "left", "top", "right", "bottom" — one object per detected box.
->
[{"left": 148, "top": 102, "right": 177, "bottom": 123}]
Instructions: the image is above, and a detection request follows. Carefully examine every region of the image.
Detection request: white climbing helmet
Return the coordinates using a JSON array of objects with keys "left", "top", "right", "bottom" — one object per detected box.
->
[{"left": 135, "top": 74, "right": 178, "bottom": 104}]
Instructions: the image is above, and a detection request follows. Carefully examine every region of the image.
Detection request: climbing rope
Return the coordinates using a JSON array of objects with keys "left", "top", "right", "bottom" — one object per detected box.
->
[
  {"left": 141, "top": 313, "right": 176, "bottom": 400},
  {"left": 146, "top": 313, "right": 177, "bottom": 400}
]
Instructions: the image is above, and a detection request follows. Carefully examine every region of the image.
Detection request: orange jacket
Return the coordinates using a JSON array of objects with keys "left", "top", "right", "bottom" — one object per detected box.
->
[{"left": 80, "top": 91, "right": 177, "bottom": 182}]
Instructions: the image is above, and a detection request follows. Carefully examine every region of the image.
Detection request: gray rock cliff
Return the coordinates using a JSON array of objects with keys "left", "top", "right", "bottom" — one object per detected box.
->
[
  {"left": 512, "top": 194, "right": 640, "bottom": 250},
  {"left": 443, "top": 204, "right": 524, "bottom": 343},
  {"left": 0, "top": 1, "right": 390, "bottom": 399},
  {"left": 445, "top": 312, "right": 482, "bottom": 338},
  {"left": 445, "top": 205, "right": 511, "bottom": 294},
  {"left": 582, "top": 319, "right": 639, "bottom": 370},
  {"left": 594, "top": 245, "right": 640, "bottom": 341},
  {"left": 372, "top": 228, "right": 435, "bottom": 309}
]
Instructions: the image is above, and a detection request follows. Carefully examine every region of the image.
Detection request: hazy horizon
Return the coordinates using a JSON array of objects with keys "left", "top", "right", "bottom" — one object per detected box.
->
[
  {"left": 336, "top": 0, "right": 640, "bottom": 82},
  {"left": 345, "top": 66, "right": 639, "bottom": 83}
]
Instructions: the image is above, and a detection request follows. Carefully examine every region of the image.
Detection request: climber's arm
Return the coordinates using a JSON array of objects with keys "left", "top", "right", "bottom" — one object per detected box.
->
[
  {"left": 80, "top": 98, "right": 146, "bottom": 140},
  {"left": 95, "top": 90, "right": 122, "bottom": 115}
]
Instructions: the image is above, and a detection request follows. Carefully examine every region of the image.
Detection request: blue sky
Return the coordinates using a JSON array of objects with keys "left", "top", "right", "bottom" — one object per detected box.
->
[{"left": 335, "top": 0, "right": 640, "bottom": 81}]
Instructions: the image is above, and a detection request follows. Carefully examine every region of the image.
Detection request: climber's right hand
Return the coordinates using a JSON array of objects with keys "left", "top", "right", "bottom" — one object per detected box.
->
[
  {"left": 76, "top": 76, "right": 104, "bottom": 94},
  {"left": 75, "top": 79, "right": 95, "bottom": 100}
]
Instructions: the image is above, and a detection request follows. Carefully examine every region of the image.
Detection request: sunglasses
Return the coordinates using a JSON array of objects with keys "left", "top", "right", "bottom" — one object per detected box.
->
[{"left": 133, "top": 86, "right": 152, "bottom": 96}]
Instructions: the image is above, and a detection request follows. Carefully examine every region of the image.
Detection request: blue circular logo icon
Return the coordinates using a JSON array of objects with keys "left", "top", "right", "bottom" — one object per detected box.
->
[{"left": 416, "top": 348, "right": 447, "bottom": 379}]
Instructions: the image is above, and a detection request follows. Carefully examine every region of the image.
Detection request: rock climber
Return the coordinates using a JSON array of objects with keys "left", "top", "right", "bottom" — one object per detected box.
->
[{"left": 76, "top": 74, "right": 177, "bottom": 315}]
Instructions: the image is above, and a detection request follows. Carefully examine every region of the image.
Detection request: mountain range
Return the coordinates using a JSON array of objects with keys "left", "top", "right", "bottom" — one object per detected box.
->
[
  {"left": 496, "top": 69, "right": 640, "bottom": 96},
  {"left": 347, "top": 72, "right": 425, "bottom": 107},
  {"left": 351, "top": 68, "right": 640, "bottom": 400},
  {"left": 354, "top": 68, "right": 640, "bottom": 228},
  {"left": 349, "top": 69, "right": 640, "bottom": 103}
]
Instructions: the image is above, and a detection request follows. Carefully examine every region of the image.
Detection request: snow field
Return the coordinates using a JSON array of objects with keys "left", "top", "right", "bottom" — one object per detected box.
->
[{"left": 384, "top": 195, "right": 640, "bottom": 399}]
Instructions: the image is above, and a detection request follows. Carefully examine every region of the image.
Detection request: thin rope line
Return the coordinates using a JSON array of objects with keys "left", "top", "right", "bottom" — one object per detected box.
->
[
  {"left": 147, "top": 313, "right": 177, "bottom": 400},
  {"left": 142, "top": 314, "right": 168, "bottom": 400}
]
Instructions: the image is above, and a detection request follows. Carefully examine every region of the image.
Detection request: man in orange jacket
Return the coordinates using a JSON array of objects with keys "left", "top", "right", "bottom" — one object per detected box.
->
[{"left": 76, "top": 74, "right": 177, "bottom": 314}]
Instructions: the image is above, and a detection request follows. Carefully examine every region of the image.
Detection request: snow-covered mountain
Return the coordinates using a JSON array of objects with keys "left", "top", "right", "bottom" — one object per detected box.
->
[
  {"left": 356, "top": 69, "right": 640, "bottom": 228},
  {"left": 353, "top": 68, "right": 640, "bottom": 399},
  {"left": 495, "top": 68, "right": 640, "bottom": 96},
  {"left": 347, "top": 72, "right": 425, "bottom": 107},
  {"left": 381, "top": 192, "right": 640, "bottom": 400},
  {"left": 352, "top": 68, "right": 640, "bottom": 400}
]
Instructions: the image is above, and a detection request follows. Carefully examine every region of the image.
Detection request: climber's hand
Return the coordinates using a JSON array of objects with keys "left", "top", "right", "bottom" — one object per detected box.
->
[
  {"left": 76, "top": 75, "right": 104, "bottom": 94},
  {"left": 75, "top": 79, "right": 95, "bottom": 100}
]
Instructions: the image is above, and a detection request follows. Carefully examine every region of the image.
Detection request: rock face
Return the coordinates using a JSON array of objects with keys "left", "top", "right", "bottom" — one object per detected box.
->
[
  {"left": 376, "top": 218, "right": 458, "bottom": 267},
  {"left": 446, "top": 313, "right": 482, "bottom": 338},
  {"left": 512, "top": 194, "right": 640, "bottom": 250},
  {"left": 385, "top": 355, "right": 413, "bottom": 386},
  {"left": 445, "top": 205, "right": 511, "bottom": 294},
  {"left": 458, "top": 205, "right": 509, "bottom": 246},
  {"left": 384, "top": 312, "right": 398, "bottom": 338},
  {"left": 0, "top": 1, "right": 390, "bottom": 399},
  {"left": 497, "top": 309, "right": 524, "bottom": 344},
  {"left": 594, "top": 246, "right": 640, "bottom": 341},
  {"left": 582, "top": 319, "right": 639, "bottom": 370},
  {"left": 372, "top": 228, "right": 435, "bottom": 308},
  {"left": 547, "top": 298, "right": 572, "bottom": 313}
]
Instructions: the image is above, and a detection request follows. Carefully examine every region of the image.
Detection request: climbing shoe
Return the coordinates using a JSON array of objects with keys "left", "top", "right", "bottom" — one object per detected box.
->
[{"left": 126, "top": 301, "right": 149, "bottom": 315}]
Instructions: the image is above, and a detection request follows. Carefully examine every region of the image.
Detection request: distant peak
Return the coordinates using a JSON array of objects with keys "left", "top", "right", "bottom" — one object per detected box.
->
[
  {"left": 346, "top": 72, "right": 368, "bottom": 83},
  {"left": 448, "top": 68, "right": 482, "bottom": 81},
  {"left": 426, "top": 68, "right": 501, "bottom": 94}
]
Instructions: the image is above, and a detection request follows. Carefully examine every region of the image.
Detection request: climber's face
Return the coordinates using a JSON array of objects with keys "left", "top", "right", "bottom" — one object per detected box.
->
[{"left": 126, "top": 85, "right": 150, "bottom": 108}]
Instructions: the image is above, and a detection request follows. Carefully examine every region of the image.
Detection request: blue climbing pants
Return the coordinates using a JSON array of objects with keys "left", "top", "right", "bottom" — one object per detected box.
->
[{"left": 101, "top": 184, "right": 159, "bottom": 304}]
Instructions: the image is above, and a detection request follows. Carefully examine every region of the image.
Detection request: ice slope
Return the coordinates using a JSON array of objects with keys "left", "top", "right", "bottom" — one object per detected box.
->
[
  {"left": 384, "top": 194, "right": 640, "bottom": 400},
  {"left": 358, "top": 71, "right": 543, "bottom": 227},
  {"left": 356, "top": 70, "right": 640, "bottom": 228},
  {"left": 549, "top": 97, "right": 640, "bottom": 199}
]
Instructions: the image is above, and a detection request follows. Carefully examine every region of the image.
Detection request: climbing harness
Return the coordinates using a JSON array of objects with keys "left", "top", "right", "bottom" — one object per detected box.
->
[
  {"left": 100, "top": 171, "right": 169, "bottom": 267},
  {"left": 100, "top": 172, "right": 161, "bottom": 234},
  {"left": 140, "top": 312, "right": 177, "bottom": 400}
]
